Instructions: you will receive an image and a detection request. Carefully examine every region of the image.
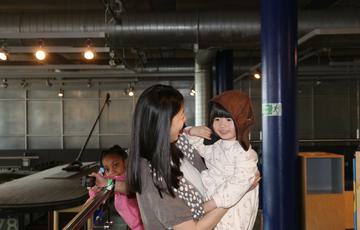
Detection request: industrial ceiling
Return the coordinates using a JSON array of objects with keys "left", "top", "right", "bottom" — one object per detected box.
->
[{"left": 0, "top": 0, "right": 360, "bottom": 89}]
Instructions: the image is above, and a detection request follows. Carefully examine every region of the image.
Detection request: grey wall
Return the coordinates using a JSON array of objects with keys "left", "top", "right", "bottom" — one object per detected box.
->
[
  {"left": 0, "top": 87, "right": 196, "bottom": 151},
  {"left": 236, "top": 78, "right": 360, "bottom": 146},
  {"left": 1, "top": 78, "right": 359, "bottom": 151}
]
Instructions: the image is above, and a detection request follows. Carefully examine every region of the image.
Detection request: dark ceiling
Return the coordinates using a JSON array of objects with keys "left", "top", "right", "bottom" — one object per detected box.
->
[{"left": 0, "top": 0, "right": 360, "bottom": 88}]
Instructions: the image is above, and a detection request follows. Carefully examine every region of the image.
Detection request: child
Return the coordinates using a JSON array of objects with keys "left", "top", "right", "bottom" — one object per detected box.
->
[
  {"left": 184, "top": 90, "right": 259, "bottom": 230},
  {"left": 88, "top": 145, "right": 144, "bottom": 230}
]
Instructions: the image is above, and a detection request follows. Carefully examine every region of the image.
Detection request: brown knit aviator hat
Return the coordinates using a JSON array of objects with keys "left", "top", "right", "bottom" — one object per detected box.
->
[{"left": 211, "top": 90, "right": 254, "bottom": 150}]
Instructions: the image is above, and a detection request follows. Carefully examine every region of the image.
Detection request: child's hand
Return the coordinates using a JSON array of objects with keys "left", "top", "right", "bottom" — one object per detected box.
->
[
  {"left": 248, "top": 170, "right": 261, "bottom": 191},
  {"left": 189, "top": 126, "right": 212, "bottom": 140},
  {"left": 88, "top": 185, "right": 102, "bottom": 198},
  {"left": 89, "top": 172, "right": 107, "bottom": 188}
]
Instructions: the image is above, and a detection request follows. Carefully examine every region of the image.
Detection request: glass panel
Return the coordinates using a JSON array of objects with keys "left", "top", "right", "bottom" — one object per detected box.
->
[
  {"left": 0, "top": 101, "right": 25, "bottom": 135},
  {"left": 297, "top": 81, "right": 314, "bottom": 139},
  {"left": 100, "top": 135, "right": 131, "bottom": 149},
  {"left": 101, "top": 90, "right": 129, "bottom": 99},
  {"left": 28, "top": 90, "right": 59, "bottom": 99},
  {"left": 0, "top": 90, "right": 25, "bottom": 99},
  {"left": 64, "top": 135, "right": 99, "bottom": 149},
  {"left": 28, "top": 101, "right": 61, "bottom": 135},
  {"left": 307, "top": 158, "right": 343, "bottom": 194},
  {"left": 28, "top": 136, "right": 61, "bottom": 149},
  {"left": 0, "top": 137, "right": 25, "bottom": 149},
  {"left": 64, "top": 89, "right": 98, "bottom": 98},
  {"left": 314, "top": 80, "right": 350, "bottom": 139},
  {"left": 100, "top": 99, "right": 133, "bottom": 133},
  {"left": 64, "top": 100, "right": 99, "bottom": 135}
]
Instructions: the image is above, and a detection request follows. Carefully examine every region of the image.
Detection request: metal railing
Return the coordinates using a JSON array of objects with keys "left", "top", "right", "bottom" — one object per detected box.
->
[{"left": 62, "top": 189, "right": 112, "bottom": 230}]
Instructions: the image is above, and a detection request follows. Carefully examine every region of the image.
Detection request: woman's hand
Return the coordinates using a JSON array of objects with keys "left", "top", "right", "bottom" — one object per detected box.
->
[{"left": 188, "top": 126, "right": 212, "bottom": 140}]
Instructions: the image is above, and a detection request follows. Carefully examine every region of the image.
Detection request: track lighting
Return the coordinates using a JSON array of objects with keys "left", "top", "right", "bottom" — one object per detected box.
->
[
  {"left": 83, "top": 39, "right": 95, "bottom": 60},
  {"left": 35, "top": 40, "right": 46, "bottom": 61},
  {"left": 253, "top": 72, "right": 261, "bottom": 80},
  {"left": 1, "top": 79, "right": 8, "bottom": 88},
  {"left": 109, "top": 50, "right": 116, "bottom": 67},
  {"left": 87, "top": 79, "right": 92, "bottom": 88},
  {"left": 58, "top": 88, "right": 64, "bottom": 97},
  {"left": 190, "top": 85, "right": 196, "bottom": 96},
  {"left": 124, "top": 83, "right": 135, "bottom": 97},
  {"left": 0, "top": 46, "right": 8, "bottom": 61}
]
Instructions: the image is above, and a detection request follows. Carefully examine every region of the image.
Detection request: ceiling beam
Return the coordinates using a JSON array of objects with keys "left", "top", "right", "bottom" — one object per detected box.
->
[{"left": 6, "top": 46, "right": 110, "bottom": 53}]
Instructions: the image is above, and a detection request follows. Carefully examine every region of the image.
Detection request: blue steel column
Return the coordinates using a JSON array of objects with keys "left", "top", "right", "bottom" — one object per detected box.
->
[
  {"left": 215, "top": 50, "right": 233, "bottom": 94},
  {"left": 261, "top": 0, "right": 298, "bottom": 229}
]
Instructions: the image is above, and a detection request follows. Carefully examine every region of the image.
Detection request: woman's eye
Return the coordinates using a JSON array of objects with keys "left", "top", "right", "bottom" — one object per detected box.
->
[{"left": 226, "top": 118, "right": 232, "bottom": 122}]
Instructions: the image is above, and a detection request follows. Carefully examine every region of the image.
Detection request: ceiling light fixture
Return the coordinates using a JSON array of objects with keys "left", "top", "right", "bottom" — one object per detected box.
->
[
  {"left": 254, "top": 72, "right": 261, "bottom": 79},
  {"left": 0, "top": 45, "right": 8, "bottom": 61},
  {"left": 87, "top": 79, "right": 92, "bottom": 88},
  {"left": 109, "top": 50, "right": 117, "bottom": 67},
  {"left": 124, "top": 83, "right": 135, "bottom": 97},
  {"left": 1, "top": 79, "right": 8, "bottom": 88},
  {"left": 58, "top": 88, "right": 64, "bottom": 97},
  {"left": 190, "top": 85, "right": 196, "bottom": 96},
  {"left": 83, "top": 39, "right": 95, "bottom": 60},
  {"left": 35, "top": 40, "right": 46, "bottom": 61}
]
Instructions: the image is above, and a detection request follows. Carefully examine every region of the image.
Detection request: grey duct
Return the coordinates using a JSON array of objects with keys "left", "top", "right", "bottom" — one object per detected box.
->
[
  {"left": 0, "top": 10, "right": 360, "bottom": 46},
  {"left": 194, "top": 49, "right": 214, "bottom": 126}
]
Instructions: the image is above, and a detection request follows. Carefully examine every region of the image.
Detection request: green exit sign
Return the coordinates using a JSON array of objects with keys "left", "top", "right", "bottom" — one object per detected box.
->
[{"left": 262, "top": 103, "right": 282, "bottom": 116}]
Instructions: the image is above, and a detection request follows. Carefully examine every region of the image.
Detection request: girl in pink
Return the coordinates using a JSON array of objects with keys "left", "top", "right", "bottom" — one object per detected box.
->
[{"left": 88, "top": 145, "right": 144, "bottom": 230}]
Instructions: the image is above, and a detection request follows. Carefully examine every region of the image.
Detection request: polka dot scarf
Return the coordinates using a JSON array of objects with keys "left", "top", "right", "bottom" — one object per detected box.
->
[{"left": 148, "top": 134, "right": 205, "bottom": 220}]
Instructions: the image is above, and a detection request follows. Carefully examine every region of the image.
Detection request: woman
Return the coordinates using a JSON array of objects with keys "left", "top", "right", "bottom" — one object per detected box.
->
[{"left": 127, "top": 84, "right": 259, "bottom": 230}]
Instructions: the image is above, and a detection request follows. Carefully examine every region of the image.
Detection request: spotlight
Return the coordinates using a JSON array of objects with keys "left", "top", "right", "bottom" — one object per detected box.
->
[
  {"left": 128, "top": 87, "right": 135, "bottom": 96},
  {"left": 109, "top": 58, "right": 116, "bottom": 67},
  {"left": 190, "top": 85, "right": 196, "bottom": 96},
  {"left": 1, "top": 79, "right": 8, "bottom": 88},
  {"left": 58, "top": 88, "right": 64, "bottom": 97},
  {"left": 83, "top": 39, "right": 95, "bottom": 60},
  {"left": 254, "top": 72, "right": 261, "bottom": 79},
  {"left": 35, "top": 40, "right": 46, "bottom": 61},
  {"left": 84, "top": 49, "right": 95, "bottom": 60},
  {"left": 87, "top": 79, "right": 92, "bottom": 88},
  {"left": 124, "top": 83, "right": 135, "bottom": 97},
  {"left": 109, "top": 50, "right": 117, "bottom": 67},
  {"left": 0, "top": 48, "right": 8, "bottom": 61}
]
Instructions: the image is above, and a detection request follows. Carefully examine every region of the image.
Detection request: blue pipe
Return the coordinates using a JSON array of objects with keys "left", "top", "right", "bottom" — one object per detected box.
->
[{"left": 261, "top": 0, "right": 298, "bottom": 229}]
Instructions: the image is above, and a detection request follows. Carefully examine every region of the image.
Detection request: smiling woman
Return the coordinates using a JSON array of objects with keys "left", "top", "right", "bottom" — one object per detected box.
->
[{"left": 127, "top": 84, "right": 236, "bottom": 230}]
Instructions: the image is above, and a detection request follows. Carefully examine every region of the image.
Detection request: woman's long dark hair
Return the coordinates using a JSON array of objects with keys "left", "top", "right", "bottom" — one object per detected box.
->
[{"left": 127, "top": 84, "right": 184, "bottom": 196}]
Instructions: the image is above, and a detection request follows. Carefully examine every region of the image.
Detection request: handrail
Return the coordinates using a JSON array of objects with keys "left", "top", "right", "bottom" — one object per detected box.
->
[{"left": 62, "top": 188, "right": 112, "bottom": 230}]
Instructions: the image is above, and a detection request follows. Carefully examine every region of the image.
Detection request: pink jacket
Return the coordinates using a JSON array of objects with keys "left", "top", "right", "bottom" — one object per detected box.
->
[{"left": 89, "top": 174, "right": 144, "bottom": 230}]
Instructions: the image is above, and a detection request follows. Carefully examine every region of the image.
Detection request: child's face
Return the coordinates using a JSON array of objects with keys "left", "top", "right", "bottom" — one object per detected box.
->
[
  {"left": 213, "top": 117, "right": 236, "bottom": 141},
  {"left": 102, "top": 153, "right": 126, "bottom": 177}
]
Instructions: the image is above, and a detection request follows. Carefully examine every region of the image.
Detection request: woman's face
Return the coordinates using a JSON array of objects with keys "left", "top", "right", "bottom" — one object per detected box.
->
[
  {"left": 102, "top": 153, "right": 126, "bottom": 177},
  {"left": 170, "top": 105, "right": 186, "bottom": 143},
  {"left": 212, "top": 117, "right": 236, "bottom": 140}
]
